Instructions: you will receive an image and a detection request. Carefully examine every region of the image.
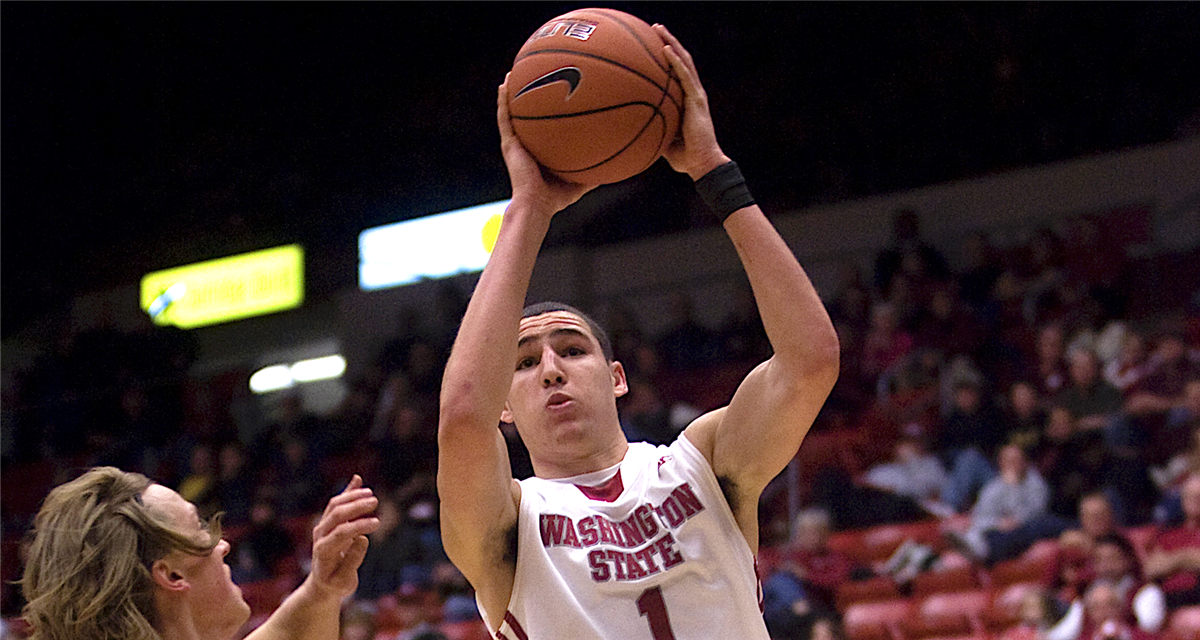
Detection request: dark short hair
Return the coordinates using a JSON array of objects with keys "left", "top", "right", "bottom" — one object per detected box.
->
[{"left": 522, "top": 301, "right": 613, "bottom": 362}]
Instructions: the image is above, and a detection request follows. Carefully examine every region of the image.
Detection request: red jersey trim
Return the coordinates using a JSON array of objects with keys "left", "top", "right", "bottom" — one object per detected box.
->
[
  {"left": 575, "top": 472, "right": 624, "bottom": 502},
  {"left": 503, "top": 611, "right": 530, "bottom": 640}
]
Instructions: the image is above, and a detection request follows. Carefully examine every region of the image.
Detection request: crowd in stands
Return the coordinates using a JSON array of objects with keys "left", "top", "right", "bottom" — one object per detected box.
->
[{"left": 2, "top": 206, "right": 1199, "bottom": 640}]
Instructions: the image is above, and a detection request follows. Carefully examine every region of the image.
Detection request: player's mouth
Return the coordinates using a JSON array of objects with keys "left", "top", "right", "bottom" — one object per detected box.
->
[{"left": 546, "top": 392, "right": 573, "bottom": 410}]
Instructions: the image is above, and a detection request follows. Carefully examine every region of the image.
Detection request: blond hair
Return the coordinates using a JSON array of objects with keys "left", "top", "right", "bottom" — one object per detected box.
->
[{"left": 21, "top": 467, "right": 222, "bottom": 640}]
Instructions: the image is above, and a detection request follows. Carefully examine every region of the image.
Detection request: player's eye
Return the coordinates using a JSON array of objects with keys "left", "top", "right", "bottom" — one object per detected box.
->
[
  {"left": 565, "top": 346, "right": 585, "bottom": 357},
  {"left": 516, "top": 356, "right": 537, "bottom": 370}
]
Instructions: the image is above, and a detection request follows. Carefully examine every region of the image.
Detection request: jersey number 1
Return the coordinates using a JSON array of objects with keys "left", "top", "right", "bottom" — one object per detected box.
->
[{"left": 636, "top": 586, "right": 677, "bottom": 640}]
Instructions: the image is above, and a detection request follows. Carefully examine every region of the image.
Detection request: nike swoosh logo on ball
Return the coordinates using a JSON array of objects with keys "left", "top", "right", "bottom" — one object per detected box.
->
[{"left": 514, "top": 67, "right": 582, "bottom": 100}]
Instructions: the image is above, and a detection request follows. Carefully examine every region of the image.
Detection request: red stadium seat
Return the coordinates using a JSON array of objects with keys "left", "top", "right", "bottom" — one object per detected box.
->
[
  {"left": 836, "top": 575, "right": 904, "bottom": 611},
  {"left": 900, "top": 590, "right": 989, "bottom": 640},
  {"left": 987, "top": 554, "right": 1050, "bottom": 590},
  {"left": 843, "top": 597, "right": 913, "bottom": 640},
  {"left": 912, "top": 564, "right": 984, "bottom": 597}
]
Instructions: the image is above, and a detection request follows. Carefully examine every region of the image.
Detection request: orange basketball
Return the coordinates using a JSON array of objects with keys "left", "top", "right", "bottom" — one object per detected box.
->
[{"left": 507, "top": 8, "right": 683, "bottom": 185}]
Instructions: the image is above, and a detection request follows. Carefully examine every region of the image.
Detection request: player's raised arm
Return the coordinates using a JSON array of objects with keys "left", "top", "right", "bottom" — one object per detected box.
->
[
  {"left": 658, "top": 24, "right": 840, "bottom": 546},
  {"left": 436, "top": 77, "right": 595, "bottom": 615}
]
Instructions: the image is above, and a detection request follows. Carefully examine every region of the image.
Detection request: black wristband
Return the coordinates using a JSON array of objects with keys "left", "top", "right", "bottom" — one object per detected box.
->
[{"left": 694, "top": 161, "right": 755, "bottom": 222}]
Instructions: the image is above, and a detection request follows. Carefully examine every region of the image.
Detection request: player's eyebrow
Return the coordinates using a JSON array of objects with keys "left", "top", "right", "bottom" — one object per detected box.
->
[{"left": 517, "top": 327, "right": 589, "bottom": 350}]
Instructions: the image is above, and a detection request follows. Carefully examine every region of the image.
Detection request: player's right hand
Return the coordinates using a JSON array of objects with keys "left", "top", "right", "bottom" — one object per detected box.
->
[{"left": 497, "top": 76, "right": 595, "bottom": 216}]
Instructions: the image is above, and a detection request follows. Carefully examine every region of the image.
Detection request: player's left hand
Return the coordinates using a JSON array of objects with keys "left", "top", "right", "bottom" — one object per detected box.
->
[
  {"left": 306, "top": 474, "right": 379, "bottom": 600},
  {"left": 655, "top": 24, "right": 731, "bottom": 181}
]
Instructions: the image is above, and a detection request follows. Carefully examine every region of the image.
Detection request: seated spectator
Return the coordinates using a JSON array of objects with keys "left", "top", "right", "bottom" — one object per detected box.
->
[
  {"left": 231, "top": 493, "right": 296, "bottom": 584},
  {"left": 340, "top": 603, "right": 378, "bottom": 640},
  {"left": 865, "top": 433, "right": 950, "bottom": 505},
  {"left": 1057, "top": 348, "right": 1124, "bottom": 439},
  {"left": 937, "top": 378, "right": 1007, "bottom": 512},
  {"left": 862, "top": 302, "right": 914, "bottom": 382},
  {"left": 1049, "top": 581, "right": 1160, "bottom": 640},
  {"left": 1104, "top": 330, "right": 1153, "bottom": 393},
  {"left": 1144, "top": 473, "right": 1200, "bottom": 608},
  {"left": 213, "top": 441, "right": 255, "bottom": 525},
  {"left": 1048, "top": 534, "right": 1166, "bottom": 640},
  {"left": 912, "top": 283, "right": 987, "bottom": 361},
  {"left": 1123, "top": 330, "right": 1200, "bottom": 460},
  {"left": 1126, "top": 331, "right": 1200, "bottom": 418},
  {"left": 1001, "top": 587, "right": 1068, "bottom": 640},
  {"left": 1151, "top": 424, "right": 1200, "bottom": 523},
  {"left": 1151, "top": 381, "right": 1200, "bottom": 478},
  {"left": 1032, "top": 323, "right": 1070, "bottom": 397},
  {"left": 1049, "top": 492, "right": 1123, "bottom": 602},
  {"left": 762, "top": 507, "right": 859, "bottom": 624},
  {"left": 946, "top": 444, "right": 1063, "bottom": 565},
  {"left": 1003, "top": 380, "right": 1049, "bottom": 455},
  {"left": 1036, "top": 406, "right": 1119, "bottom": 521}
]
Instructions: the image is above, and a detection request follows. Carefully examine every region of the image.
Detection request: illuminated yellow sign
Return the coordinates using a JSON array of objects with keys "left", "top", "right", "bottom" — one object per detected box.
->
[{"left": 140, "top": 244, "right": 304, "bottom": 329}]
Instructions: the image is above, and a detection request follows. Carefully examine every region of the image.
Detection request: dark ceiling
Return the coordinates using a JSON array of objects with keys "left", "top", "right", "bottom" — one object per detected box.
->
[{"left": 4, "top": 3, "right": 1199, "bottom": 338}]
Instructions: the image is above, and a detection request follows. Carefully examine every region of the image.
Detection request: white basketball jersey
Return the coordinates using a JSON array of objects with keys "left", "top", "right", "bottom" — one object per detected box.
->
[{"left": 486, "top": 435, "right": 769, "bottom": 640}]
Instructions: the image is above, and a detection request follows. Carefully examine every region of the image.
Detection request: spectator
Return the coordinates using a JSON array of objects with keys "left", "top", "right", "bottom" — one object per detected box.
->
[
  {"left": 618, "top": 375, "right": 676, "bottom": 445},
  {"left": 655, "top": 291, "right": 720, "bottom": 371},
  {"left": 946, "top": 444, "right": 1058, "bottom": 565},
  {"left": 1048, "top": 581, "right": 1159, "bottom": 640},
  {"left": 762, "top": 507, "right": 857, "bottom": 630},
  {"left": 862, "top": 302, "right": 914, "bottom": 382},
  {"left": 1048, "top": 534, "right": 1166, "bottom": 640},
  {"left": 231, "top": 494, "right": 296, "bottom": 584},
  {"left": 1057, "top": 348, "right": 1124, "bottom": 438},
  {"left": 1144, "top": 473, "right": 1200, "bottom": 608},
  {"left": 1001, "top": 587, "right": 1068, "bottom": 640},
  {"left": 1104, "top": 330, "right": 1153, "bottom": 393},
  {"left": 864, "top": 434, "right": 951, "bottom": 512},
  {"left": 912, "top": 284, "right": 986, "bottom": 362},
  {"left": 1151, "top": 424, "right": 1200, "bottom": 521},
  {"left": 872, "top": 208, "right": 950, "bottom": 297},
  {"left": 175, "top": 442, "right": 217, "bottom": 514},
  {"left": 339, "top": 603, "right": 378, "bottom": 640},
  {"left": 1003, "top": 380, "right": 1049, "bottom": 455},
  {"left": 1032, "top": 405, "right": 1113, "bottom": 521},
  {"left": 213, "top": 441, "right": 255, "bottom": 525},
  {"left": 937, "top": 379, "right": 1006, "bottom": 513},
  {"left": 1048, "top": 492, "right": 1123, "bottom": 602},
  {"left": 1031, "top": 323, "right": 1070, "bottom": 397}
]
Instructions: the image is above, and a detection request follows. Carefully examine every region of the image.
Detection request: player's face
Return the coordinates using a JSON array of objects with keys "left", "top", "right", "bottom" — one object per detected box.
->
[
  {"left": 142, "top": 484, "right": 250, "bottom": 636},
  {"left": 505, "top": 311, "right": 627, "bottom": 450}
]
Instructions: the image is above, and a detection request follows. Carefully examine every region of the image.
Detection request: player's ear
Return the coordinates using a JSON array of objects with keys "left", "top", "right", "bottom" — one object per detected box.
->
[
  {"left": 500, "top": 400, "right": 514, "bottom": 424},
  {"left": 611, "top": 361, "right": 628, "bottom": 398},
  {"left": 151, "top": 557, "right": 189, "bottom": 592}
]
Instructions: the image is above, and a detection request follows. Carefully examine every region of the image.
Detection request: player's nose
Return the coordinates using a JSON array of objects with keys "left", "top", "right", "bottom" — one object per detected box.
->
[{"left": 540, "top": 348, "right": 566, "bottom": 387}]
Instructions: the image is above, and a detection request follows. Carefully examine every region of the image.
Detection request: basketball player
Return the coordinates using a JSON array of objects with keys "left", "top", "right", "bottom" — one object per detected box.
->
[
  {"left": 438, "top": 25, "right": 839, "bottom": 640},
  {"left": 21, "top": 466, "right": 379, "bottom": 640}
]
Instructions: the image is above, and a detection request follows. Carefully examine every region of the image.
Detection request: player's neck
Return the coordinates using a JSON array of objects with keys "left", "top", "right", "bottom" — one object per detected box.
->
[{"left": 533, "top": 440, "right": 629, "bottom": 480}]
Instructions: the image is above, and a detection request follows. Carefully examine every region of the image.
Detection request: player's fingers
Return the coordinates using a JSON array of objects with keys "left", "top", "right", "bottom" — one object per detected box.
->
[
  {"left": 340, "top": 535, "right": 370, "bottom": 569},
  {"left": 662, "top": 44, "right": 702, "bottom": 104},
  {"left": 314, "top": 517, "right": 380, "bottom": 566},
  {"left": 320, "top": 487, "right": 374, "bottom": 520},
  {"left": 497, "top": 75, "right": 517, "bottom": 139},
  {"left": 314, "top": 494, "right": 378, "bottom": 539},
  {"left": 654, "top": 25, "right": 698, "bottom": 78},
  {"left": 322, "top": 475, "right": 368, "bottom": 515}
]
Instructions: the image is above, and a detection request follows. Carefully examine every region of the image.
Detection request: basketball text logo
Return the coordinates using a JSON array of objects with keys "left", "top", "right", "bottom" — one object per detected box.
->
[{"left": 526, "top": 19, "right": 597, "bottom": 44}]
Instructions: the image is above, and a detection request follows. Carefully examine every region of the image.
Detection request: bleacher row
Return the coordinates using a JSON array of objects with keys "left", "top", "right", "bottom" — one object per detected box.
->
[{"left": 803, "top": 518, "right": 1200, "bottom": 640}]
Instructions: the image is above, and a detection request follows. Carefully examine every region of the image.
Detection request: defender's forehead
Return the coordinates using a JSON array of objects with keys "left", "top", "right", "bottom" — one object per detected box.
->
[{"left": 518, "top": 311, "right": 595, "bottom": 344}]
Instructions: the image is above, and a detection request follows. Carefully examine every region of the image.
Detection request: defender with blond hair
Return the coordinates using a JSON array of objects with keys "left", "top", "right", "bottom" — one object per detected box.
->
[{"left": 22, "top": 466, "right": 379, "bottom": 640}]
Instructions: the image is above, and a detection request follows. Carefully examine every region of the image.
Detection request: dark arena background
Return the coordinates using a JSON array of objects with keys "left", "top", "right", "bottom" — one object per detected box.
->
[{"left": 3, "top": 4, "right": 1200, "bottom": 639}]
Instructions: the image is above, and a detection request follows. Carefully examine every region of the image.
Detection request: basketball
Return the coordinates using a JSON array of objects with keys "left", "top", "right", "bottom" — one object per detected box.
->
[{"left": 507, "top": 8, "right": 683, "bottom": 185}]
